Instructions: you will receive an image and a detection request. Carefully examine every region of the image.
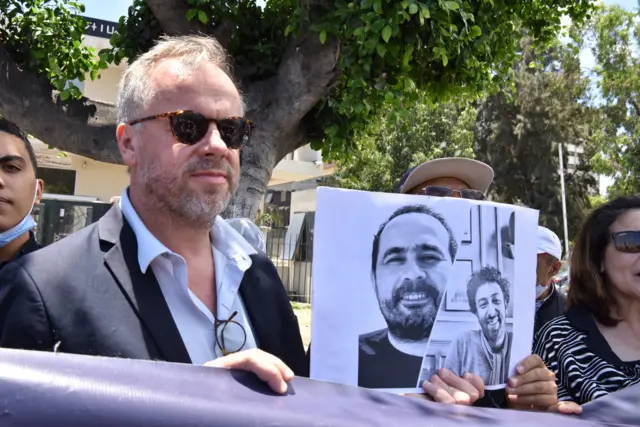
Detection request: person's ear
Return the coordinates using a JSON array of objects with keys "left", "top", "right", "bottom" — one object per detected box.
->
[
  {"left": 552, "top": 260, "right": 562, "bottom": 276},
  {"left": 117, "top": 123, "right": 138, "bottom": 168},
  {"left": 34, "top": 179, "right": 44, "bottom": 205}
]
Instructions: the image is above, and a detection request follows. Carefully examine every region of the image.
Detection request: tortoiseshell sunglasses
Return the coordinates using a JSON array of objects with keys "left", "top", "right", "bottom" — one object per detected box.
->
[{"left": 129, "top": 110, "right": 256, "bottom": 149}]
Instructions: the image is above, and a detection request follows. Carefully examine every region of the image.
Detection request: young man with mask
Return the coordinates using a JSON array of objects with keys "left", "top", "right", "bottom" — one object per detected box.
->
[
  {"left": 0, "top": 117, "right": 43, "bottom": 270},
  {"left": 534, "top": 226, "right": 565, "bottom": 333}
]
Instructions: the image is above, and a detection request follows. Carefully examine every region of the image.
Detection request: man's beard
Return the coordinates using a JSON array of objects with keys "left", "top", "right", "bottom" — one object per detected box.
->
[
  {"left": 139, "top": 157, "right": 236, "bottom": 228},
  {"left": 379, "top": 277, "right": 441, "bottom": 342}
]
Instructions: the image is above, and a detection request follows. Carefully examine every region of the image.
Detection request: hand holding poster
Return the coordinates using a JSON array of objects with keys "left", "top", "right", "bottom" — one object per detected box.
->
[{"left": 310, "top": 187, "right": 539, "bottom": 393}]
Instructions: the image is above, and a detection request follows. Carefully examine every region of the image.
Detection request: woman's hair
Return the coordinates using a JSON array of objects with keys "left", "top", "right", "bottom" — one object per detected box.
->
[{"left": 568, "top": 194, "right": 640, "bottom": 326}]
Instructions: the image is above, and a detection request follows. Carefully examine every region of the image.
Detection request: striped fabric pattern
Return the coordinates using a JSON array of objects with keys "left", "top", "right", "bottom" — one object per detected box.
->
[{"left": 533, "top": 315, "right": 640, "bottom": 404}]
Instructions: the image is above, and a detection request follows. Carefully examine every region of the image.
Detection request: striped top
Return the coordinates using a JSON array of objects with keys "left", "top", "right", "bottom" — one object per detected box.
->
[{"left": 533, "top": 306, "right": 640, "bottom": 404}]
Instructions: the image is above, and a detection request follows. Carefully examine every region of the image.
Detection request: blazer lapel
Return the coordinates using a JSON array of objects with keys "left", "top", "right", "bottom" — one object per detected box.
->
[
  {"left": 239, "top": 257, "right": 276, "bottom": 354},
  {"left": 99, "top": 206, "right": 192, "bottom": 364}
]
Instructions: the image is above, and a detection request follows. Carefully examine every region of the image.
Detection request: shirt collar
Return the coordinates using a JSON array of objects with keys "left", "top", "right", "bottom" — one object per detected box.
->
[
  {"left": 119, "top": 188, "right": 257, "bottom": 274},
  {"left": 565, "top": 305, "right": 630, "bottom": 366}
]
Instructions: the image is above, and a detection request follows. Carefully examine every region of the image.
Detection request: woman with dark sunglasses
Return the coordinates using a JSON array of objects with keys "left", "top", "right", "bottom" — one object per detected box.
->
[{"left": 533, "top": 195, "right": 640, "bottom": 405}]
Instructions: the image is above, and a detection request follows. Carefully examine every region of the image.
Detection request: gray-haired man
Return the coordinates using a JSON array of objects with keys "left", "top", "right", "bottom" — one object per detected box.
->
[{"left": 0, "top": 35, "right": 306, "bottom": 394}]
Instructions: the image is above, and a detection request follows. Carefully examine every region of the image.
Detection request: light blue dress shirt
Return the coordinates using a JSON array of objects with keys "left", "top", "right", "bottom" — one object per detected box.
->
[{"left": 119, "top": 189, "right": 258, "bottom": 364}]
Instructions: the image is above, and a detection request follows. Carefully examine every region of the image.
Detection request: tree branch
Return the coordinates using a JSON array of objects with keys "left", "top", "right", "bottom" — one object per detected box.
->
[
  {"left": 0, "top": 45, "right": 122, "bottom": 164},
  {"left": 630, "top": 99, "right": 640, "bottom": 117},
  {"left": 145, "top": 0, "right": 209, "bottom": 36},
  {"left": 212, "top": 21, "right": 234, "bottom": 51},
  {"left": 144, "top": 0, "right": 234, "bottom": 49},
  {"left": 244, "top": 31, "right": 340, "bottom": 161}
]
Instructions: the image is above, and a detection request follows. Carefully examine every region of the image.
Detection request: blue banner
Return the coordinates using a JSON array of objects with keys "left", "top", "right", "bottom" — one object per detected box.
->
[{"left": 0, "top": 348, "right": 634, "bottom": 426}]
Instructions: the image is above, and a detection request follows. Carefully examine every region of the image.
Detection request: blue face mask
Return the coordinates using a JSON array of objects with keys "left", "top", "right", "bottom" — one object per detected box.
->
[{"left": 0, "top": 181, "right": 38, "bottom": 248}]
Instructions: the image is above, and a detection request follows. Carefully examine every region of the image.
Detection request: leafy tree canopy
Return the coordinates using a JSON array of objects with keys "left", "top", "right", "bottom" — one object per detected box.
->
[
  {"left": 573, "top": 4, "right": 640, "bottom": 196},
  {"left": 333, "top": 34, "right": 602, "bottom": 244},
  {"left": 2, "top": 0, "right": 595, "bottom": 165},
  {"left": 327, "top": 97, "right": 476, "bottom": 193},
  {"left": 475, "top": 37, "right": 601, "bottom": 241}
]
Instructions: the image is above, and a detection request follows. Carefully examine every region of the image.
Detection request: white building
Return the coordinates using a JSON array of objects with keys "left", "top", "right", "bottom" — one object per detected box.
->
[{"left": 563, "top": 143, "right": 611, "bottom": 196}]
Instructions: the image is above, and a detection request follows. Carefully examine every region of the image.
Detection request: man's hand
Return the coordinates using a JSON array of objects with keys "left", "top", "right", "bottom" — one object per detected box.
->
[
  {"left": 204, "top": 348, "right": 294, "bottom": 394},
  {"left": 420, "top": 368, "right": 485, "bottom": 405},
  {"left": 549, "top": 401, "right": 583, "bottom": 415},
  {"left": 506, "top": 354, "right": 581, "bottom": 414}
]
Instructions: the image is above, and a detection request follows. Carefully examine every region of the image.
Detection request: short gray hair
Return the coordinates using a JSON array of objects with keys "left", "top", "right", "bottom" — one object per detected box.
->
[{"left": 116, "top": 35, "right": 239, "bottom": 124}]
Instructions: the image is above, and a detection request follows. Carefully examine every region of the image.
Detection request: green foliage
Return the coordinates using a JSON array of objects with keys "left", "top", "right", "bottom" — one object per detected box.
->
[
  {"left": 102, "top": 0, "right": 594, "bottom": 162},
  {"left": 0, "top": 0, "right": 102, "bottom": 100},
  {"left": 327, "top": 97, "right": 476, "bottom": 193},
  {"left": 475, "top": 38, "right": 600, "bottom": 242},
  {"left": 102, "top": 0, "right": 296, "bottom": 78},
  {"left": 574, "top": 4, "right": 640, "bottom": 196},
  {"left": 588, "top": 194, "right": 608, "bottom": 210},
  {"left": 97, "top": 0, "right": 162, "bottom": 66},
  {"left": 312, "top": 0, "right": 595, "bottom": 162}
]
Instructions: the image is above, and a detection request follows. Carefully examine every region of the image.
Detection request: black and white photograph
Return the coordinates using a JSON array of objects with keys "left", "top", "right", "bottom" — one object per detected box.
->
[
  {"left": 310, "top": 187, "right": 538, "bottom": 392},
  {"left": 357, "top": 203, "right": 458, "bottom": 389},
  {"left": 418, "top": 205, "right": 518, "bottom": 389}
]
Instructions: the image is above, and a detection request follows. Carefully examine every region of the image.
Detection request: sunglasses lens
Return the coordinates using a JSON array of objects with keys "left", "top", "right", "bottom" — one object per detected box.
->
[
  {"left": 218, "top": 118, "right": 253, "bottom": 149},
  {"left": 614, "top": 232, "right": 640, "bottom": 253},
  {"left": 422, "top": 186, "right": 453, "bottom": 197},
  {"left": 171, "top": 112, "right": 209, "bottom": 145},
  {"left": 461, "top": 190, "right": 486, "bottom": 200}
]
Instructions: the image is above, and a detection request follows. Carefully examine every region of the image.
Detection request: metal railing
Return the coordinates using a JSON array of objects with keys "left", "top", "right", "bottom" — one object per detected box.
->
[
  {"left": 32, "top": 198, "right": 315, "bottom": 303},
  {"left": 262, "top": 227, "right": 313, "bottom": 303}
]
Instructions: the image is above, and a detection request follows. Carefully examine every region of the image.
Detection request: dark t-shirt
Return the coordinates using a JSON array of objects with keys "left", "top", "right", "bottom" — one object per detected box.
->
[
  {"left": 534, "top": 285, "right": 566, "bottom": 333},
  {"left": 0, "top": 232, "right": 41, "bottom": 272},
  {"left": 358, "top": 328, "right": 423, "bottom": 389}
]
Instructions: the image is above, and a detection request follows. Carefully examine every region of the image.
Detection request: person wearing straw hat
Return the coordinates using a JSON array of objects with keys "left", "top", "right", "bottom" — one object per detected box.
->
[{"left": 396, "top": 157, "right": 493, "bottom": 198}]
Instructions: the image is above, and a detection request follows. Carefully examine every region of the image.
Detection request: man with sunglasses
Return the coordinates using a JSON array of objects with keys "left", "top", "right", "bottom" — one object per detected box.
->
[
  {"left": 396, "top": 157, "right": 580, "bottom": 415},
  {"left": 0, "top": 35, "right": 306, "bottom": 395},
  {"left": 396, "top": 157, "right": 492, "bottom": 200}
]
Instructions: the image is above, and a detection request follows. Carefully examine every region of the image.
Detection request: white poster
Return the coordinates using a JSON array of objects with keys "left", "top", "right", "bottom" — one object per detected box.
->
[{"left": 310, "top": 187, "right": 539, "bottom": 393}]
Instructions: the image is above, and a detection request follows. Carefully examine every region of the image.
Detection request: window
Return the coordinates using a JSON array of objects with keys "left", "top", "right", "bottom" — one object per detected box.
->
[{"left": 37, "top": 167, "right": 76, "bottom": 195}]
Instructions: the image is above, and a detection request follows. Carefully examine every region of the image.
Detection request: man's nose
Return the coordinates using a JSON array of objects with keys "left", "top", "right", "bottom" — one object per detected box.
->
[
  {"left": 401, "top": 259, "right": 425, "bottom": 281},
  {"left": 197, "top": 125, "right": 229, "bottom": 157}
]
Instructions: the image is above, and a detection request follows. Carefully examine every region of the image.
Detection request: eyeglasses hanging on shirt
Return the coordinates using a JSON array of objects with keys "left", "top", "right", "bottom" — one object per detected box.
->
[{"left": 214, "top": 311, "right": 247, "bottom": 356}]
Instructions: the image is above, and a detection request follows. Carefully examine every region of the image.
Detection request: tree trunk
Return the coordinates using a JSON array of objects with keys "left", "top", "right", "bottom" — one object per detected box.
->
[
  {"left": 223, "top": 129, "right": 281, "bottom": 220},
  {"left": 0, "top": 46, "right": 121, "bottom": 163}
]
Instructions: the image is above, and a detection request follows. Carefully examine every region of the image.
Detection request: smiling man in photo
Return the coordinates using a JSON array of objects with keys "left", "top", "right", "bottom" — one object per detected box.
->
[
  {"left": 444, "top": 266, "right": 513, "bottom": 386},
  {"left": 358, "top": 204, "right": 458, "bottom": 389}
]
